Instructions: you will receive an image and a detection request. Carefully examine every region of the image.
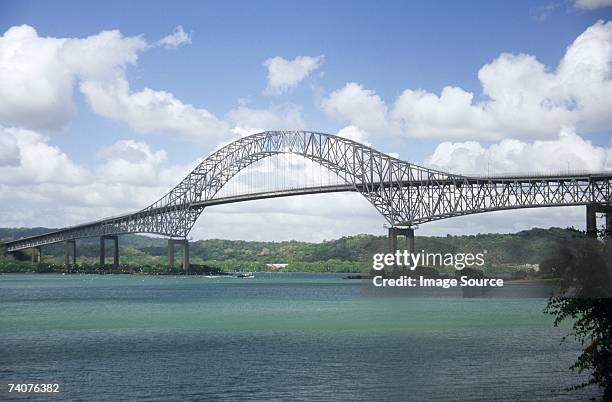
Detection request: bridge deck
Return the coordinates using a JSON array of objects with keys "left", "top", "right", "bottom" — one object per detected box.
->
[{"left": 2, "top": 172, "right": 612, "bottom": 252}]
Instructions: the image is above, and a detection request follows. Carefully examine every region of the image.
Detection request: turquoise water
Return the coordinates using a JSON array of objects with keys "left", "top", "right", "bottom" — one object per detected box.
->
[{"left": 0, "top": 273, "right": 602, "bottom": 401}]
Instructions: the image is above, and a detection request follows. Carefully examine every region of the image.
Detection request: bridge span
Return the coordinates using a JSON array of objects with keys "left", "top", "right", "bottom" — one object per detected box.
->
[{"left": 2, "top": 131, "right": 611, "bottom": 270}]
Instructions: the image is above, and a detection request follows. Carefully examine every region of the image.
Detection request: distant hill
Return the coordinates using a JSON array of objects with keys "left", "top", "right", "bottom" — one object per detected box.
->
[{"left": 0, "top": 226, "right": 582, "bottom": 269}]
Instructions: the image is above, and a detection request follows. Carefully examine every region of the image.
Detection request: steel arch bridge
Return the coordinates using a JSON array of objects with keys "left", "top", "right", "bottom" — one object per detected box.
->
[{"left": 3, "top": 130, "right": 612, "bottom": 254}]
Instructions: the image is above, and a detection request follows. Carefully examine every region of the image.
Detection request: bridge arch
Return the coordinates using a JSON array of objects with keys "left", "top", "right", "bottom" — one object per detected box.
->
[{"left": 136, "top": 131, "right": 451, "bottom": 237}]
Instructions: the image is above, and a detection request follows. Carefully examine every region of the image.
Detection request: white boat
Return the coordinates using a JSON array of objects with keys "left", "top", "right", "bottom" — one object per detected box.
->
[{"left": 237, "top": 272, "right": 255, "bottom": 278}]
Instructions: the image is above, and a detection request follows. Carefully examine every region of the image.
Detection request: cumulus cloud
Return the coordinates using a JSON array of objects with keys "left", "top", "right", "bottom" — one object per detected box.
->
[
  {"left": 227, "top": 104, "right": 304, "bottom": 137},
  {"left": 0, "top": 25, "right": 231, "bottom": 141},
  {"left": 0, "top": 132, "right": 20, "bottom": 166},
  {"left": 322, "top": 21, "right": 612, "bottom": 140},
  {"left": 322, "top": 83, "right": 389, "bottom": 134},
  {"left": 263, "top": 55, "right": 323, "bottom": 95},
  {"left": 96, "top": 140, "right": 172, "bottom": 186},
  {"left": 156, "top": 25, "right": 191, "bottom": 48},
  {"left": 420, "top": 206, "right": 588, "bottom": 237},
  {"left": 0, "top": 25, "right": 146, "bottom": 131},
  {"left": 424, "top": 127, "right": 612, "bottom": 175},
  {"left": 574, "top": 0, "right": 612, "bottom": 9},
  {"left": 0, "top": 126, "right": 90, "bottom": 185},
  {"left": 336, "top": 125, "right": 371, "bottom": 146},
  {"left": 80, "top": 77, "right": 230, "bottom": 141},
  {"left": 0, "top": 129, "right": 197, "bottom": 226},
  {"left": 0, "top": 25, "right": 78, "bottom": 130},
  {"left": 195, "top": 193, "right": 385, "bottom": 242}
]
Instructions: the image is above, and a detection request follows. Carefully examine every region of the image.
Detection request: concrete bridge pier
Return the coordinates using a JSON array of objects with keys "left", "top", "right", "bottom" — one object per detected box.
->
[
  {"left": 100, "top": 235, "right": 119, "bottom": 268},
  {"left": 31, "top": 246, "right": 41, "bottom": 265},
  {"left": 388, "top": 227, "right": 415, "bottom": 271},
  {"left": 586, "top": 204, "right": 598, "bottom": 238},
  {"left": 168, "top": 239, "right": 189, "bottom": 272},
  {"left": 587, "top": 204, "right": 612, "bottom": 238},
  {"left": 64, "top": 240, "right": 76, "bottom": 267},
  {"left": 388, "top": 227, "right": 415, "bottom": 255}
]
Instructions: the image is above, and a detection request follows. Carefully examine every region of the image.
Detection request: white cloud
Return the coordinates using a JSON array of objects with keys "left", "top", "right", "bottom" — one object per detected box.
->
[
  {"left": 322, "top": 21, "right": 612, "bottom": 140},
  {"left": 0, "top": 128, "right": 195, "bottom": 223},
  {"left": 0, "top": 132, "right": 20, "bottom": 166},
  {"left": 530, "top": 3, "right": 561, "bottom": 22},
  {"left": 156, "top": 25, "right": 191, "bottom": 48},
  {"left": 96, "top": 140, "right": 170, "bottom": 186},
  {"left": 0, "top": 25, "right": 77, "bottom": 130},
  {"left": 419, "top": 206, "right": 587, "bottom": 237},
  {"left": 424, "top": 127, "right": 612, "bottom": 175},
  {"left": 574, "top": 0, "right": 612, "bottom": 9},
  {"left": 322, "top": 82, "right": 389, "bottom": 134},
  {"left": 391, "top": 86, "right": 497, "bottom": 139},
  {"left": 336, "top": 125, "right": 371, "bottom": 146},
  {"left": 0, "top": 25, "right": 146, "bottom": 131},
  {"left": 194, "top": 193, "right": 386, "bottom": 242},
  {"left": 60, "top": 29, "right": 146, "bottom": 82},
  {"left": 0, "top": 126, "right": 89, "bottom": 185},
  {"left": 0, "top": 25, "right": 230, "bottom": 142},
  {"left": 263, "top": 55, "right": 323, "bottom": 95},
  {"left": 227, "top": 104, "right": 304, "bottom": 137},
  {"left": 80, "top": 77, "right": 230, "bottom": 142}
]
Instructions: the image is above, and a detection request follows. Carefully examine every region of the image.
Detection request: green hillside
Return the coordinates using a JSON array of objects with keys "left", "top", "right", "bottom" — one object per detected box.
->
[{"left": 0, "top": 227, "right": 582, "bottom": 274}]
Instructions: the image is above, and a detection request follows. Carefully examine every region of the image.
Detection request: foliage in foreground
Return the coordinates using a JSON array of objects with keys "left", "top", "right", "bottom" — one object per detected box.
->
[{"left": 544, "top": 228, "right": 612, "bottom": 400}]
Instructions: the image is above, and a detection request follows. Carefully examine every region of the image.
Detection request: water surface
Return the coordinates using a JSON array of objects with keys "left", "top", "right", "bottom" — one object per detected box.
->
[{"left": 0, "top": 273, "right": 601, "bottom": 400}]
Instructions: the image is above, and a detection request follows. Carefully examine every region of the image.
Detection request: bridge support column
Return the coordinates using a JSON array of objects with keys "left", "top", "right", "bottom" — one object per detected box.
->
[
  {"left": 405, "top": 228, "right": 415, "bottom": 254},
  {"left": 64, "top": 240, "right": 76, "bottom": 267},
  {"left": 607, "top": 210, "right": 612, "bottom": 239},
  {"left": 389, "top": 227, "right": 415, "bottom": 253},
  {"left": 388, "top": 227, "right": 415, "bottom": 270},
  {"left": 388, "top": 228, "right": 398, "bottom": 257},
  {"left": 100, "top": 237, "right": 105, "bottom": 266},
  {"left": 100, "top": 235, "right": 119, "bottom": 268},
  {"left": 168, "top": 239, "right": 174, "bottom": 270},
  {"left": 31, "top": 246, "right": 41, "bottom": 265},
  {"left": 168, "top": 239, "right": 189, "bottom": 272},
  {"left": 183, "top": 241, "right": 189, "bottom": 272},
  {"left": 586, "top": 204, "right": 598, "bottom": 238}
]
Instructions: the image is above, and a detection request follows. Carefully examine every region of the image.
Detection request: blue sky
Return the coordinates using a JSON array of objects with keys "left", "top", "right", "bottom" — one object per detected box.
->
[
  {"left": 2, "top": 0, "right": 610, "bottom": 161},
  {"left": 0, "top": 0, "right": 611, "bottom": 240}
]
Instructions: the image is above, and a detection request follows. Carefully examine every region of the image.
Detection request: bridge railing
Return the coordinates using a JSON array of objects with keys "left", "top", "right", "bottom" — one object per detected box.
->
[{"left": 456, "top": 170, "right": 611, "bottom": 179}]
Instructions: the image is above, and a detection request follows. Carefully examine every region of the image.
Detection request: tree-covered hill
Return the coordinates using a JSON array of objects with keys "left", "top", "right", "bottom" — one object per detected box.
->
[{"left": 0, "top": 226, "right": 582, "bottom": 273}]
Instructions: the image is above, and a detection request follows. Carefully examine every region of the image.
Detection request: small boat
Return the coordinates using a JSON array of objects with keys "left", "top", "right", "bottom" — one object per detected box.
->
[{"left": 237, "top": 272, "right": 255, "bottom": 278}]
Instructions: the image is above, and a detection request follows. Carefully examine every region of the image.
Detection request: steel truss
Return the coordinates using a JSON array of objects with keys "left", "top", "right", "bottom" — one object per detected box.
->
[{"left": 4, "top": 131, "right": 612, "bottom": 252}]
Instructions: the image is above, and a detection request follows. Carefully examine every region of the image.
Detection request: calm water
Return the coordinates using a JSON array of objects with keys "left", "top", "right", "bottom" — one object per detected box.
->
[{"left": 0, "top": 273, "right": 602, "bottom": 401}]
